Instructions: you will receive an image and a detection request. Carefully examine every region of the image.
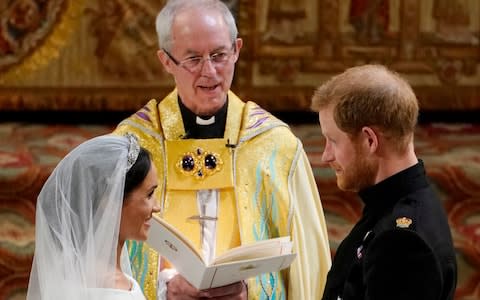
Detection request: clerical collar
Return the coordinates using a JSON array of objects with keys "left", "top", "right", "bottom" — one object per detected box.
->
[
  {"left": 178, "top": 97, "right": 228, "bottom": 139},
  {"left": 196, "top": 115, "right": 215, "bottom": 125}
]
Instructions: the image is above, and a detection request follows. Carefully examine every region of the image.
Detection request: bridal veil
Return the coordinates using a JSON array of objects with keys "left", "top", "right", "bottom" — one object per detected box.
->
[{"left": 27, "top": 134, "right": 138, "bottom": 299}]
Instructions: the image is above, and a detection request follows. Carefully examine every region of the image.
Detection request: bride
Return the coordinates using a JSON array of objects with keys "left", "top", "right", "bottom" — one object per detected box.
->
[{"left": 27, "top": 134, "right": 160, "bottom": 299}]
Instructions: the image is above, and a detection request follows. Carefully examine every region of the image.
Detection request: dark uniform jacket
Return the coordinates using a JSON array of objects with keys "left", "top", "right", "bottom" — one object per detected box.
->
[{"left": 322, "top": 161, "right": 457, "bottom": 300}]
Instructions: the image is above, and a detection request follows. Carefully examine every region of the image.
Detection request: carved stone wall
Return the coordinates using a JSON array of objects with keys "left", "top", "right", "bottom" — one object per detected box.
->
[{"left": 0, "top": 0, "right": 479, "bottom": 112}]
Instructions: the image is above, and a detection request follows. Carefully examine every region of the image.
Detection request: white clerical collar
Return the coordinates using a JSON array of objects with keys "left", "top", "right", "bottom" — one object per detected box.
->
[{"left": 196, "top": 116, "right": 215, "bottom": 125}]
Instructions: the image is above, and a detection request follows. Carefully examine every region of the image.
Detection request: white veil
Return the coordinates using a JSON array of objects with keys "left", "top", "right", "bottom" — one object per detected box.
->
[{"left": 27, "top": 134, "right": 137, "bottom": 300}]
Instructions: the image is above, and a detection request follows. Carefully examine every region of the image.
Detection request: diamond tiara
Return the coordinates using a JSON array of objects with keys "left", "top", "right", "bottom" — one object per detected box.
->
[{"left": 125, "top": 133, "right": 140, "bottom": 171}]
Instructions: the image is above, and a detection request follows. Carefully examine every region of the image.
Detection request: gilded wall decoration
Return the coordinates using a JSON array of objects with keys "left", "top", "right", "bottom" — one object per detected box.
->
[
  {"left": 236, "top": 0, "right": 480, "bottom": 111},
  {"left": 85, "top": 0, "right": 164, "bottom": 80},
  {"left": 0, "top": 0, "right": 67, "bottom": 72},
  {"left": 0, "top": 0, "right": 478, "bottom": 111}
]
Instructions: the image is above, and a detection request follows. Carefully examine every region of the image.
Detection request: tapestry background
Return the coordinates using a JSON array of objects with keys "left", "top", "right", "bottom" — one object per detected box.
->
[
  {"left": 0, "top": 0, "right": 480, "bottom": 300},
  {"left": 0, "top": 0, "right": 479, "bottom": 111}
]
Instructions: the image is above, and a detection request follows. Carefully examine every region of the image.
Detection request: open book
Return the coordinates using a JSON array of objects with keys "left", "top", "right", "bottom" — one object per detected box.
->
[{"left": 146, "top": 215, "right": 296, "bottom": 289}]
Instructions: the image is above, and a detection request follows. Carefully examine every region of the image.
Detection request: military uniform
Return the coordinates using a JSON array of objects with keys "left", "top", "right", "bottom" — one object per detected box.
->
[{"left": 322, "top": 161, "right": 457, "bottom": 300}]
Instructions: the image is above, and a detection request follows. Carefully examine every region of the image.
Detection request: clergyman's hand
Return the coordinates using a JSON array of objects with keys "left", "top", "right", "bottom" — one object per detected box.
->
[
  {"left": 198, "top": 281, "right": 247, "bottom": 300},
  {"left": 167, "top": 274, "right": 204, "bottom": 300}
]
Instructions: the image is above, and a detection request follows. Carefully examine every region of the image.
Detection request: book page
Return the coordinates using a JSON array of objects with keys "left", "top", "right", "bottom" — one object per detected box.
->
[
  {"left": 146, "top": 214, "right": 208, "bottom": 288},
  {"left": 147, "top": 216, "right": 297, "bottom": 290},
  {"left": 203, "top": 253, "right": 297, "bottom": 289},
  {"left": 213, "top": 236, "right": 292, "bottom": 265},
  {"left": 149, "top": 214, "right": 202, "bottom": 261}
]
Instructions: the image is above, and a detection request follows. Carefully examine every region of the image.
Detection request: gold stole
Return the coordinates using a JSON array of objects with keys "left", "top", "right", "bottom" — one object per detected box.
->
[
  {"left": 162, "top": 139, "right": 240, "bottom": 261},
  {"left": 159, "top": 91, "right": 244, "bottom": 263}
]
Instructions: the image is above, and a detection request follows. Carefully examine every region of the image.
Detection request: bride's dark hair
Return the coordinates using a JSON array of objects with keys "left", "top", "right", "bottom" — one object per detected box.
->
[{"left": 124, "top": 147, "right": 152, "bottom": 197}]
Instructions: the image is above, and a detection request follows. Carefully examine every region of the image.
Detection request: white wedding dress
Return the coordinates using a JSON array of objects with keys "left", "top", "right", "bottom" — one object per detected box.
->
[{"left": 86, "top": 274, "right": 146, "bottom": 300}]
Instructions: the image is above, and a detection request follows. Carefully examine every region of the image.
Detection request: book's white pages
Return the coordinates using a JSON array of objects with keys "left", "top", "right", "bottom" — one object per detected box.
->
[{"left": 146, "top": 215, "right": 296, "bottom": 289}]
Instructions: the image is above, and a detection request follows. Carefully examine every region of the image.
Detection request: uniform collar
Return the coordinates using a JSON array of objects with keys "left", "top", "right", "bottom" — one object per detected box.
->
[{"left": 359, "top": 160, "right": 429, "bottom": 215}]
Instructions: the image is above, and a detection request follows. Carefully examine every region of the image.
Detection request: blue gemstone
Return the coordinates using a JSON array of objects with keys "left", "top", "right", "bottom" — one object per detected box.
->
[
  {"left": 205, "top": 154, "right": 217, "bottom": 169},
  {"left": 182, "top": 155, "right": 195, "bottom": 171}
]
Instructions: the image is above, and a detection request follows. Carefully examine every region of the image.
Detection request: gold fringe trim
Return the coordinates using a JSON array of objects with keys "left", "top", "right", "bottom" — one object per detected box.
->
[{"left": 0, "top": 0, "right": 86, "bottom": 84}]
